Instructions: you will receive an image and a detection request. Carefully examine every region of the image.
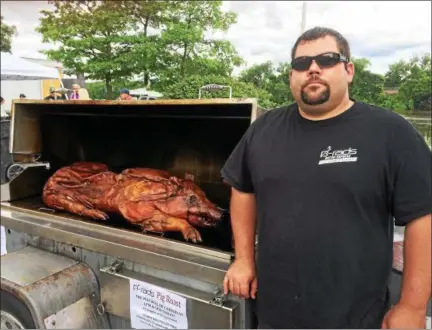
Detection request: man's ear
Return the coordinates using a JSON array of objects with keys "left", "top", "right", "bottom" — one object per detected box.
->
[{"left": 345, "top": 62, "right": 355, "bottom": 84}]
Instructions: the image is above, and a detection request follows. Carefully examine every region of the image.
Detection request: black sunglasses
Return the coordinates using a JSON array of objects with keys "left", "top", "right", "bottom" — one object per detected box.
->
[{"left": 291, "top": 52, "right": 348, "bottom": 71}]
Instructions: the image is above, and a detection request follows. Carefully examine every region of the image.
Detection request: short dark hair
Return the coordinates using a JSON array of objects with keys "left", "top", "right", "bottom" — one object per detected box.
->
[{"left": 291, "top": 27, "right": 351, "bottom": 61}]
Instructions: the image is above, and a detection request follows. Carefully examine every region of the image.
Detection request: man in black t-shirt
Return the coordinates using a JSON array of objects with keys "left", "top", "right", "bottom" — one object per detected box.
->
[{"left": 221, "top": 27, "right": 431, "bottom": 329}]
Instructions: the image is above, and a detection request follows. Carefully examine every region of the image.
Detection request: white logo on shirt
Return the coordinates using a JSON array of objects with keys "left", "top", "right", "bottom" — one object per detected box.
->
[{"left": 318, "top": 146, "right": 358, "bottom": 165}]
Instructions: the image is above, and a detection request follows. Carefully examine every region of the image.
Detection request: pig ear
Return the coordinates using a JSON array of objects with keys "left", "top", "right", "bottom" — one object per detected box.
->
[
  {"left": 169, "top": 176, "right": 182, "bottom": 185},
  {"left": 184, "top": 173, "right": 194, "bottom": 181}
]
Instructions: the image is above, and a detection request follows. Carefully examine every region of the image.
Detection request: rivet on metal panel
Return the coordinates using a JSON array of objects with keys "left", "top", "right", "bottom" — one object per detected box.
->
[{"left": 96, "top": 303, "right": 105, "bottom": 315}]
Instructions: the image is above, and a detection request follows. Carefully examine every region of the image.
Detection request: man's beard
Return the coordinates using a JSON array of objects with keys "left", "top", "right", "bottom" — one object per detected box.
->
[{"left": 301, "top": 87, "right": 330, "bottom": 105}]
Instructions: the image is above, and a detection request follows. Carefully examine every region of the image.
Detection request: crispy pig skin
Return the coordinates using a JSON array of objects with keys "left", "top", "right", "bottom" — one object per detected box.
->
[{"left": 42, "top": 162, "right": 223, "bottom": 243}]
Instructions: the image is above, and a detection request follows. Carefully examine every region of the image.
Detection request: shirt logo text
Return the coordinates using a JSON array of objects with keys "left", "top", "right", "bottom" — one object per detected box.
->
[{"left": 318, "top": 146, "right": 358, "bottom": 165}]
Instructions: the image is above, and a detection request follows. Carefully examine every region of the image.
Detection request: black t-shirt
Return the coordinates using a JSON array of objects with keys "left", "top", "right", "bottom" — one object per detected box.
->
[{"left": 221, "top": 101, "right": 431, "bottom": 329}]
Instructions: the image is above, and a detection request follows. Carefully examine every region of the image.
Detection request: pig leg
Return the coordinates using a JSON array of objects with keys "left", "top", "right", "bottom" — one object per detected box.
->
[
  {"left": 117, "top": 204, "right": 202, "bottom": 243},
  {"left": 142, "top": 211, "right": 203, "bottom": 243},
  {"left": 43, "top": 192, "right": 109, "bottom": 220}
]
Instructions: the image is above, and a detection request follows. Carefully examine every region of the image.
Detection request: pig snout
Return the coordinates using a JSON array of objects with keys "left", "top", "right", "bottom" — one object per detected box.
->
[{"left": 188, "top": 204, "right": 224, "bottom": 228}]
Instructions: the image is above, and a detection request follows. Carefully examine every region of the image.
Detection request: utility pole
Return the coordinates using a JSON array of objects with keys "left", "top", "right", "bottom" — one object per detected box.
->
[{"left": 300, "top": 2, "right": 307, "bottom": 34}]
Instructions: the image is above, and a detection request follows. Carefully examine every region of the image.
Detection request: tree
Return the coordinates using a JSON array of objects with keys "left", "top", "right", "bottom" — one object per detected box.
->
[
  {"left": 349, "top": 58, "right": 385, "bottom": 105},
  {"left": 1, "top": 16, "right": 17, "bottom": 53},
  {"left": 238, "top": 61, "right": 294, "bottom": 107},
  {"left": 37, "top": 1, "right": 137, "bottom": 99},
  {"left": 384, "top": 60, "right": 410, "bottom": 88},
  {"left": 118, "top": 1, "right": 170, "bottom": 87},
  {"left": 397, "top": 54, "right": 431, "bottom": 111},
  {"left": 160, "top": 74, "right": 275, "bottom": 109},
  {"left": 156, "top": 1, "right": 243, "bottom": 85},
  {"left": 239, "top": 61, "right": 275, "bottom": 90}
]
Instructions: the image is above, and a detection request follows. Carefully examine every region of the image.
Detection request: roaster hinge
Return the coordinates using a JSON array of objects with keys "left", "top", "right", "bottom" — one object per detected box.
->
[
  {"left": 209, "top": 289, "right": 227, "bottom": 307},
  {"left": 106, "top": 261, "right": 124, "bottom": 274}
]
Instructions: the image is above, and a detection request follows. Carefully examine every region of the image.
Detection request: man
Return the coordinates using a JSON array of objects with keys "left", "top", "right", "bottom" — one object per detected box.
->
[
  {"left": 118, "top": 88, "right": 135, "bottom": 100},
  {"left": 19, "top": 94, "right": 26, "bottom": 99},
  {"left": 221, "top": 27, "right": 431, "bottom": 329},
  {"left": 44, "top": 87, "right": 58, "bottom": 100}
]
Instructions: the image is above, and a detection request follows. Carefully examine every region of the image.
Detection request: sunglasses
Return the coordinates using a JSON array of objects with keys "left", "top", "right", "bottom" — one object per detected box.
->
[{"left": 291, "top": 52, "right": 348, "bottom": 71}]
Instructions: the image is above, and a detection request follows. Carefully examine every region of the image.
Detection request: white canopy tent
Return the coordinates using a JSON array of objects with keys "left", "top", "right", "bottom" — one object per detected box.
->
[{"left": 1, "top": 53, "right": 60, "bottom": 80}]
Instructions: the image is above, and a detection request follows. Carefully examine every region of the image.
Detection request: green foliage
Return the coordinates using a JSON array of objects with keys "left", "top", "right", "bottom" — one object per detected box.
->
[
  {"left": 397, "top": 54, "right": 431, "bottom": 110},
  {"left": 349, "top": 57, "right": 386, "bottom": 105},
  {"left": 384, "top": 60, "right": 410, "bottom": 88},
  {"left": 238, "top": 61, "right": 294, "bottom": 106},
  {"left": 36, "top": 1, "right": 138, "bottom": 99},
  {"left": 0, "top": 16, "right": 17, "bottom": 53},
  {"left": 36, "top": 1, "right": 243, "bottom": 99},
  {"left": 156, "top": 1, "right": 243, "bottom": 86},
  {"left": 382, "top": 54, "right": 431, "bottom": 111},
  {"left": 159, "top": 75, "right": 275, "bottom": 109},
  {"left": 379, "top": 94, "right": 409, "bottom": 112}
]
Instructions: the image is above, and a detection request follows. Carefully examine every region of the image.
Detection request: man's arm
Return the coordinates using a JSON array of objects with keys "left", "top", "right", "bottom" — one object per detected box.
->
[
  {"left": 230, "top": 187, "right": 257, "bottom": 262},
  {"left": 223, "top": 187, "right": 258, "bottom": 299},
  {"left": 399, "top": 213, "right": 432, "bottom": 309}
]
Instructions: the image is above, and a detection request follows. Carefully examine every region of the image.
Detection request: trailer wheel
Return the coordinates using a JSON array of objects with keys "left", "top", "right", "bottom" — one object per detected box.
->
[
  {"left": 0, "top": 291, "right": 35, "bottom": 329},
  {"left": 6, "top": 164, "right": 25, "bottom": 181}
]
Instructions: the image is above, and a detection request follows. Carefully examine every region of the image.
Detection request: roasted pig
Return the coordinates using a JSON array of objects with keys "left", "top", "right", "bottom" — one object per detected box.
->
[{"left": 42, "top": 162, "right": 223, "bottom": 243}]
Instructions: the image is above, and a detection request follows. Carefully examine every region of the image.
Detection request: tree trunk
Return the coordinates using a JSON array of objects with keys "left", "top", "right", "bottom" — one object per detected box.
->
[
  {"left": 180, "top": 44, "right": 188, "bottom": 79},
  {"left": 143, "top": 18, "right": 150, "bottom": 87},
  {"left": 179, "top": 14, "right": 192, "bottom": 80},
  {"left": 105, "top": 76, "right": 113, "bottom": 100}
]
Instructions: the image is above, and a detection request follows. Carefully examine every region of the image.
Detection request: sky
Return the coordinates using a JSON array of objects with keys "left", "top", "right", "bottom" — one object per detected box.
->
[{"left": 1, "top": 0, "right": 431, "bottom": 76}]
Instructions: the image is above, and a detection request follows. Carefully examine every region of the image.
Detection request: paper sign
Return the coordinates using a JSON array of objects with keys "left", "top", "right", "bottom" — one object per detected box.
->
[
  {"left": 130, "top": 278, "right": 188, "bottom": 329},
  {"left": 0, "top": 226, "right": 6, "bottom": 256}
]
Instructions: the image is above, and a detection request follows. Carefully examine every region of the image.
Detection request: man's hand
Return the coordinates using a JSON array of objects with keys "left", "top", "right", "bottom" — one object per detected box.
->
[
  {"left": 381, "top": 303, "right": 427, "bottom": 329},
  {"left": 223, "top": 258, "right": 257, "bottom": 299}
]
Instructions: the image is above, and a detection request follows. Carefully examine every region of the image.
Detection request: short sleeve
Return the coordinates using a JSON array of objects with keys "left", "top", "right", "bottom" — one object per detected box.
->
[
  {"left": 390, "top": 120, "right": 432, "bottom": 226},
  {"left": 220, "top": 125, "right": 255, "bottom": 193}
]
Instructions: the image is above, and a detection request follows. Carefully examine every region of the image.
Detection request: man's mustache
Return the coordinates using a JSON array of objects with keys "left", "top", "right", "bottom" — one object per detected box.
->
[{"left": 301, "top": 76, "right": 329, "bottom": 89}]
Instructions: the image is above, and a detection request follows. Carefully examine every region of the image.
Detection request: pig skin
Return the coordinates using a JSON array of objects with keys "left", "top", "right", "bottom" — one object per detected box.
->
[{"left": 42, "top": 162, "right": 223, "bottom": 243}]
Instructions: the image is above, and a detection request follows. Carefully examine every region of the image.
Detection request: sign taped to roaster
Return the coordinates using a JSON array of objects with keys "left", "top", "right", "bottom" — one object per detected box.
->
[{"left": 129, "top": 278, "right": 188, "bottom": 329}]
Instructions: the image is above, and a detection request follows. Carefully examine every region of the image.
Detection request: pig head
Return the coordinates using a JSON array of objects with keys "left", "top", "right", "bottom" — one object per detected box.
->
[{"left": 155, "top": 174, "right": 223, "bottom": 228}]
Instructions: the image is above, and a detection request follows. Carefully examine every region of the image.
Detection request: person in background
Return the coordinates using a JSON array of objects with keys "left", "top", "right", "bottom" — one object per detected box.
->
[
  {"left": 1, "top": 96, "right": 10, "bottom": 117},
  {"left": 44, "top": 87, "right": 65, "bottom": 100},
  {"left": 70, "top": 84, "right": 81, "bottom": 99},
  {"left": 221, "top": 26, "right": 431, "bottom": 329},
  {"left": 19, "top": 94, "right": 26, "bottom": 99},
  {"left": 44, "top": 87, "right": 58, "bottom": 100},
  {"left": 118, "top": 88, "right": 135, "bottom": 100}
]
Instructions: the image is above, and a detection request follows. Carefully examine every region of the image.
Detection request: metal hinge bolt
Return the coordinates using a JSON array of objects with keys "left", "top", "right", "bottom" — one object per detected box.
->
[
  {"left": 108, "top": 261, "right": 123, "bottom": 273},
  {"left": 210, "top": 289, "right": 227, "bottom": 307}
]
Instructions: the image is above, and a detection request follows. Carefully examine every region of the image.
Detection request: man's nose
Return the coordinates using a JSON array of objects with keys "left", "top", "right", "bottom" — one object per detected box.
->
[{"left": 308, "top": 60, "right": 322, "bottom": 74}]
